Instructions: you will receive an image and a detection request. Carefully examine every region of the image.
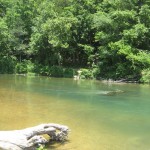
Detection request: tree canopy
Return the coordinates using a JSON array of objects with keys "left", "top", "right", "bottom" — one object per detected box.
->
[{"left": 0, "top": 0, "right": 150, "bottom": 82}]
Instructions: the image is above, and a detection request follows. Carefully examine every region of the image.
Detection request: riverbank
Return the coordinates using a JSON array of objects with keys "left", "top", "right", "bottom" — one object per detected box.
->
[
  {"left": 15, "top": 72, "right": 141, "bottom": 84},
  {"left": 3, "top": 60, "right": 149, "bottom": 83}
]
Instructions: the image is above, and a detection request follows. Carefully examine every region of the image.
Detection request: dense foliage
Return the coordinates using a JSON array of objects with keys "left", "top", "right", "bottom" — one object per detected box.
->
[{"left": 0, "top": 0, "right": 150, "bottom": 82}]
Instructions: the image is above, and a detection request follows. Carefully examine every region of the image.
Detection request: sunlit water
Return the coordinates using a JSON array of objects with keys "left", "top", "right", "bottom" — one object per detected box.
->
[{"left": 0, "top": 75, "right": 150, "bottom": 150}]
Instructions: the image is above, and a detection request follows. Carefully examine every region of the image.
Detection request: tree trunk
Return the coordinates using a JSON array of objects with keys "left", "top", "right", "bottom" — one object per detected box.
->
[{"left": 0, "top": 123, "right": 69, "bottom": 150}]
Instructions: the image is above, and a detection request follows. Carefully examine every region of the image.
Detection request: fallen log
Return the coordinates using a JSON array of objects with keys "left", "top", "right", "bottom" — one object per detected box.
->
[{"left": 0, "top": 123, "right": 69, "bottom": 150}]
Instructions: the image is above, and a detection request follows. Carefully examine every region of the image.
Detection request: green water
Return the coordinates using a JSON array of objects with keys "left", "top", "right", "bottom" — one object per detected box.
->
[{"left": 0, "top": 75, "right": 150, "bottom": 150}]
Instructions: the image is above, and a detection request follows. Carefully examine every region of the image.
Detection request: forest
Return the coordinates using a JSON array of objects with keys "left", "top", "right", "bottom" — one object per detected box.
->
[{"left": 0, "top": 0, "right": 150, "bottom": 82}]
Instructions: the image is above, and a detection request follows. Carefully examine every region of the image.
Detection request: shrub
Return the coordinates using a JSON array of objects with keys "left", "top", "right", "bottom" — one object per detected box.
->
[
  {"left": 27, "top": 60, "right": 35, "bottom": 73},
  {"left": 15, "top": 61, "right": 28, "bottom": 74},
  {"left": 92, "top": 67, "right": 100, "bottom": 79},
  {"left": 31, "top": 63, "right": 50, "bottom": 76},
  {"left": 32, "top": 63, "right": 42, "bottom": 74},
  {"left": 140, "top": 69, "right": 150, "bottom": 83},
  {"left": 0, "top": 56, "right": 16, "bottom": 73},
  {"left": 64, "top": 68, "right": 74, "bottom": 78},
  {"left": 80, "top": 68, "right": 93, "bottom": 79},
  {"left": 50, "top": 66, "right": 64, "bottom": 77},
  {"left": 40, "top": 66, "right": 50, "bottom": 76}
]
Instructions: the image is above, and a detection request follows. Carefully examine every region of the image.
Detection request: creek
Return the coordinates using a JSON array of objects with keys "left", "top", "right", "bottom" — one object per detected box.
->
[{"left": 0, "top": 75, "right": 150, "bottom": 150}]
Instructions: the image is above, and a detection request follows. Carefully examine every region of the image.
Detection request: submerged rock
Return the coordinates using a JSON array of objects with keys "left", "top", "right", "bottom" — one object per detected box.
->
[
  {"left": 106, "top": 90, "right": 124, "bottom": 96},
  {"left": 101, "top": 89, "right": 124, "bottom": 96}
]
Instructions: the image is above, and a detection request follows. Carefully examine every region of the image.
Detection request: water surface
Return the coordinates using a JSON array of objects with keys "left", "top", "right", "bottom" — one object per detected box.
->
[{"left": 0, "top": 75, "right": 150, "bottom": 150}]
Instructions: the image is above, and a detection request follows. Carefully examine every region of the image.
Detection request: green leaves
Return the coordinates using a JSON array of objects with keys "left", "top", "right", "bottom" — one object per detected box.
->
[
  {"left": 93, "top": 12, "right": 112, "bottom": 29},
  {"left": 0, "top": 0, "right": 150, "bottom": 81},
  {"left": 109, "top": 40, "right": 132, "bottom": 56},
  {"left": 123, "top": 24, "right": 148, "bottom": 42},
  {"left": 0, "top": 18, "right": 10, "bottom": 53},
  {"left": 42, "top": 17, "right": 77, "bottom": 48},
  {"left": 139, "top": 5, "right": 150, "bottom": 26},
  {"left": 78, "top": 44, "right": 94, "bottom": 55},
  {"left": 140, "top": 68, "right": 150, "bottom": 83}
]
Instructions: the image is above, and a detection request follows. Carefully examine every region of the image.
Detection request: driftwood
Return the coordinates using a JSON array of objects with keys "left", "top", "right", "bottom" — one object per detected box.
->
[{"left": 0, "top": 123, "right": 69, "bottom": 150}]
